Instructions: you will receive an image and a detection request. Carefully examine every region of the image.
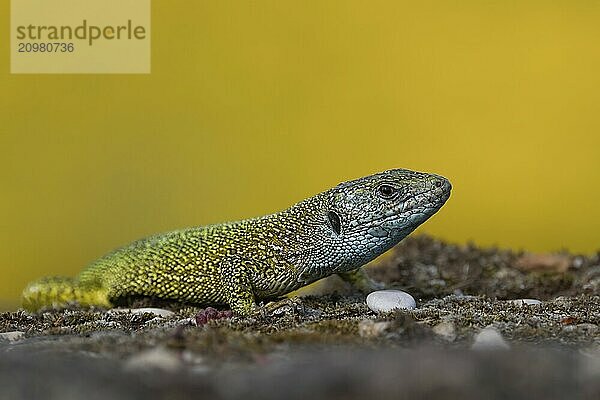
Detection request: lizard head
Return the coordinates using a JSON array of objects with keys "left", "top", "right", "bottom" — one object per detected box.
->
[{"left": 319, "top": 168, "right": 452, "bottom": 269}]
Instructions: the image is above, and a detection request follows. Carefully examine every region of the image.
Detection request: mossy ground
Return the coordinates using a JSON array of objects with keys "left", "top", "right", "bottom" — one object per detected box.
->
[{"left": 1, "top": 235, "right": 599, "bottom": 399}]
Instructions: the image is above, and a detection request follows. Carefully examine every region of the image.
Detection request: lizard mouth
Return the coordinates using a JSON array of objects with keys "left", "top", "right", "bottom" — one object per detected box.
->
[{"left": 400, "top": 181, "right": 451, "bottom": 212}]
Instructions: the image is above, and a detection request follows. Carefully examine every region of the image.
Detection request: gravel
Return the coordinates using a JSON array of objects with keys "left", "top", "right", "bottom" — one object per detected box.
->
[{"left": 0, "top": 234, "right": 598, "bottom": 399}]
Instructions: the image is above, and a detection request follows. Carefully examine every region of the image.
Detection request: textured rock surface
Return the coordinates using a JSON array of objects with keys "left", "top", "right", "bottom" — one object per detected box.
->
[{"left": 1, "top": 235, "right": 599, "bottom": 399}]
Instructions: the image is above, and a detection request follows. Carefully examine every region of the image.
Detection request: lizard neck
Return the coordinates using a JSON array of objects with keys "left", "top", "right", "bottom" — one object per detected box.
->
[{"left": 262, "top": 194, "right": 391, "bottom": 282}]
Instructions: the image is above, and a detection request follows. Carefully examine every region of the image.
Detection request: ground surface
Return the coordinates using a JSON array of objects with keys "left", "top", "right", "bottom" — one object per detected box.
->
[{"left": 1, "top": 235, "right": 599, "bottom": 399}]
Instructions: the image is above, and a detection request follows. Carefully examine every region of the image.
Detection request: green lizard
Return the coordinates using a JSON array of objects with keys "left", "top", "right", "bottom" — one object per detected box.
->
[{"left": 22, "top": 169, "right": 451, "bottom": 315}]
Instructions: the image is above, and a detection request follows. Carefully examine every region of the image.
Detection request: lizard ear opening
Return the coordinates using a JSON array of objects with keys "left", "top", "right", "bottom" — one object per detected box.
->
[{"left": 327, "top": 211, "right": 342, "bottom": 235}]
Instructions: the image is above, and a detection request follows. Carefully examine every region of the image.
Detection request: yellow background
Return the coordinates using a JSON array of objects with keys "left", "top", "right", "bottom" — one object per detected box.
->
[{"left": 1, "top": 1, "right": 599, "bottom": 309}]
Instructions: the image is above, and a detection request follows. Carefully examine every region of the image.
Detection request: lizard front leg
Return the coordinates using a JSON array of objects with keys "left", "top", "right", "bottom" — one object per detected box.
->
[{"left": 219, "top": 258, "right": 257, "bottom": 316}]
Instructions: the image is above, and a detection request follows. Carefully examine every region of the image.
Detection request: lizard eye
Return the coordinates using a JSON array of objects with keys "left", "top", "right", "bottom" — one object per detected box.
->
[
  {"left": 327, "top": 211, "right": 342, "bottom": 235},
  {"left": 377, "top": 184, "right": 396, "bottom": 199}
]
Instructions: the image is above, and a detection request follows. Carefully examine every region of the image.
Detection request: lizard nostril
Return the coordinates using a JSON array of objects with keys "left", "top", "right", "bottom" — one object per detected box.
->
[{"left": 433, "top": 180, "right": 443, "bottom": 188}]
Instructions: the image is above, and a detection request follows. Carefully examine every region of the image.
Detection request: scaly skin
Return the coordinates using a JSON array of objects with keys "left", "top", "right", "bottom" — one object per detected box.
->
[{"left": 22, "top": 169, "right": 451, "bottom": 315}]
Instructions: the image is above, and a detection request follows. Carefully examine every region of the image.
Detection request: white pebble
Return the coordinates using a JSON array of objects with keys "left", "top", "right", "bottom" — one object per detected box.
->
[
  {"left": 471, "top": 326, "right": 510, "bottom": 350},
  {"left": 358, "top": 320, "right": 392, "bottom": 338},
  {"left": 366, "top": 290, "right": 416, "bottom": 312},
  {"left": 0, "top": 331, "right": 25, "bottom": 343},
  {"left": 433, "top": 321, "right": 456, "bottom": 342},
  {"left": 110, "top": 308, "right": 175, "bottom": 318},
  {"left": 124, "top": 347, "right": 182, "bottom": 372},
  {"left": 574, "top": 323, "right": 599, "bottom": 335},
  {"left": 509, "top": 299, "right": 542, "bottom": 306}
]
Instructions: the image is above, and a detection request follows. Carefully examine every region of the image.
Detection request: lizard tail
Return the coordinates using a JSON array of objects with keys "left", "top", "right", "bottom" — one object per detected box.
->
[{"left": 21, "top": 277, "right": 111, "bottom": 312}]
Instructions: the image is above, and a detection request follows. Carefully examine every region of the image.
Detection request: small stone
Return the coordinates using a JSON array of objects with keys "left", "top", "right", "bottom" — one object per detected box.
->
[
  {"left": 575, "top": 323, "right": 598, "bottom": 335},
  {"left": 514, "top": 253, "right": 570, "bottom": 273},
  {"left": 124, "top": 347, "right": 182, "bottom": 372},
  {"left": 509, "top": 299, "right": 542, "bottom": 306},
  {"left": 181, "top": 350, "right": 208, "bottom": 373},
  {"left": 194, "top": 307, "right": 233, "bottom": 326},
  {"left": 204, "top": 307, "right": 218, "bottom": 319},
  {"left": 0, "top": 331, "right": 25, "bottom": 343},
  {"left": 130, "top": 308, "right": 175, "bottom": 318},
  {"left": 366, "top": 290, "right": 416, "bottom": 312},
  {"left": 358, "top": 320, "right": 392, "bottom": 338},
  {"left": 471, "top": 327, "right": 510, "bottom": 350},
  {"left": 560, "top": 316, "right": 578, "bottom": 325},
  {"left": 111, "top": 308, "right": 175, "bottom": 318},
  {"left": 177, "top": 318, "right": 196, "bottom": 326},
  {"left": 432, "top": 321, "right": 456, "bottom": 342},
  {"left": 195, "top": 313, "right": 208, "bottom": 326}
]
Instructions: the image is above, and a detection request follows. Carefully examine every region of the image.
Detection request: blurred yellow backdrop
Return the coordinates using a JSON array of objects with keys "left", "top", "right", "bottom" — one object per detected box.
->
[{"left": 1, "top": 1, "right": 600, "bottom": 309}]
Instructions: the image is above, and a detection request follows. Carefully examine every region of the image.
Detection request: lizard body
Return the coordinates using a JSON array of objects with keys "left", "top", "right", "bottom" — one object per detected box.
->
[{"left": 22, "top": 169, "right": 451, "bottom": 315}]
